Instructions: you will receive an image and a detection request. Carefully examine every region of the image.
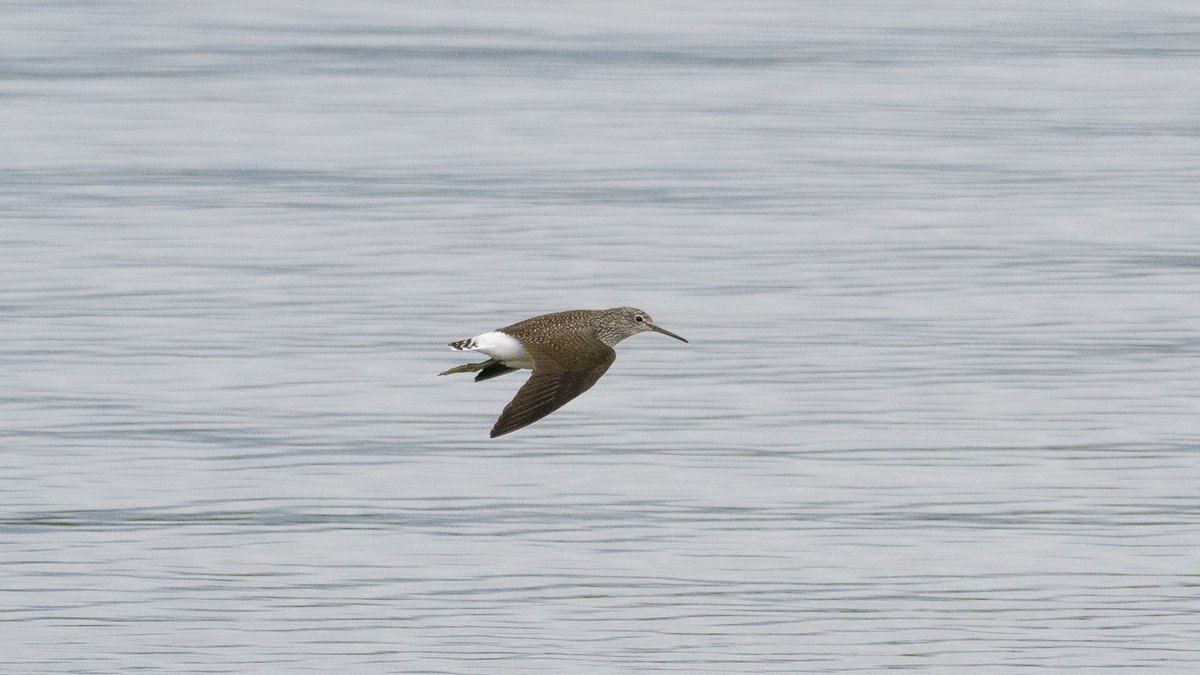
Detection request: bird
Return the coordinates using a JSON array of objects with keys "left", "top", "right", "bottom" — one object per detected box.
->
[{"left": 439, "top": 307, "right": 688, "bottom": 437}]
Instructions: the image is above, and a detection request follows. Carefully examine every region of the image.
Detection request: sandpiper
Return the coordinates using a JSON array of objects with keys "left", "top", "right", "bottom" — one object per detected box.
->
[{"left": 440, "top": 307, "right": 688, "bottom": 437}]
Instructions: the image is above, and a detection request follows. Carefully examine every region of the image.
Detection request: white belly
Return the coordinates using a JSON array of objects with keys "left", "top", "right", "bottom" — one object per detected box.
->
[{"left": 471, "top": 331, "right": 534, "bottom": 369}]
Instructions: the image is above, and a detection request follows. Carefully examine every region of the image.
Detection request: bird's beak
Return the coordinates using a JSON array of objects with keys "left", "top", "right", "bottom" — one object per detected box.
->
[{"left": 649, "top": 324, "right": 688, "bottom": 343}]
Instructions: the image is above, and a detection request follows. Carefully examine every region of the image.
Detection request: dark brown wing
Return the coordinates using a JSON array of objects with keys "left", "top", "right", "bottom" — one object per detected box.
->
[{"left": 489, "top": 333, "right": 616, "bottom": 438}]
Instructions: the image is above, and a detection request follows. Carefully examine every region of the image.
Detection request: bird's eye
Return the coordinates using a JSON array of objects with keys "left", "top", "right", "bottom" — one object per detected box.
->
[{"left": 634, "top": 315, "right": 645, "bottom": 323}]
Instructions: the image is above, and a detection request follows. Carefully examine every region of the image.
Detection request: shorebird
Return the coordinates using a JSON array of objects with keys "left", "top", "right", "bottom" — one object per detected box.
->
[{"left": 440, "top": 307, "right": 688, "bottom": 437}]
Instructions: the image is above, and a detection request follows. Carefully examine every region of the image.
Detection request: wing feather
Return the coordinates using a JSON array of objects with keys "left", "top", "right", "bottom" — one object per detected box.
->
[{"left": 489, "top": 332, "right": 616, "bottom": 437}]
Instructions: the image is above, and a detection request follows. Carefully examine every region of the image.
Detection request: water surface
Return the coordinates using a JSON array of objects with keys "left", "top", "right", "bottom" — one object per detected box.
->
[{"left": 3, "top": 1, "right": 1199, "bottom": 672}]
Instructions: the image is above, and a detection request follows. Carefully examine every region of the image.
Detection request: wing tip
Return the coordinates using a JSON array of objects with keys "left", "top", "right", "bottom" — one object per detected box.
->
[{"left": 489, "top": 414, "right": 525, "bottom": 438}]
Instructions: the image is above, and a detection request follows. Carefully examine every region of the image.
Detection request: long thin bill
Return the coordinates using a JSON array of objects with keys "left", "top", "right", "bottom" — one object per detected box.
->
[{"left": 651, "top": 325, "right": 688, "bottom": 343}]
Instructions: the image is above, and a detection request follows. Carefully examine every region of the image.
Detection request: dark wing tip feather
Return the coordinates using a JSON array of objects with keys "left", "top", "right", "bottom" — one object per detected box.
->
[
  {"left": 489, "top": 349, "right": 615, "bottom": 437},
  {"left": 489, "top": 371, "right": 585, "bottom": 437}
]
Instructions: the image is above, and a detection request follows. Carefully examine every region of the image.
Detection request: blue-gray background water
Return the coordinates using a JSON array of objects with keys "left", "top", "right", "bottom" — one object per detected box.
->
[{"left": 4, "top": 1, "right": 1199, "bottom": 672}]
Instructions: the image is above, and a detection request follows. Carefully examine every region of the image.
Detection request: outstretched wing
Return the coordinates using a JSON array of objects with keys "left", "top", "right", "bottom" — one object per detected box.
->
[{"left": 490, "top": 332, "right": 616, "bottom": 438}]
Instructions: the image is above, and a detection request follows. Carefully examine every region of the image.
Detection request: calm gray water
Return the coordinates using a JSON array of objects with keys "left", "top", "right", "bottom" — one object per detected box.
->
[{"left": 3, "top": 1, "right": 1199, "bottom": 672}]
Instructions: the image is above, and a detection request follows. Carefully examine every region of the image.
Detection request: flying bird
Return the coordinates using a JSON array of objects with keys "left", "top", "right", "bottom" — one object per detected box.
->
[{"left": 440, "top": 307, "right": 688, "bottom": 437}]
